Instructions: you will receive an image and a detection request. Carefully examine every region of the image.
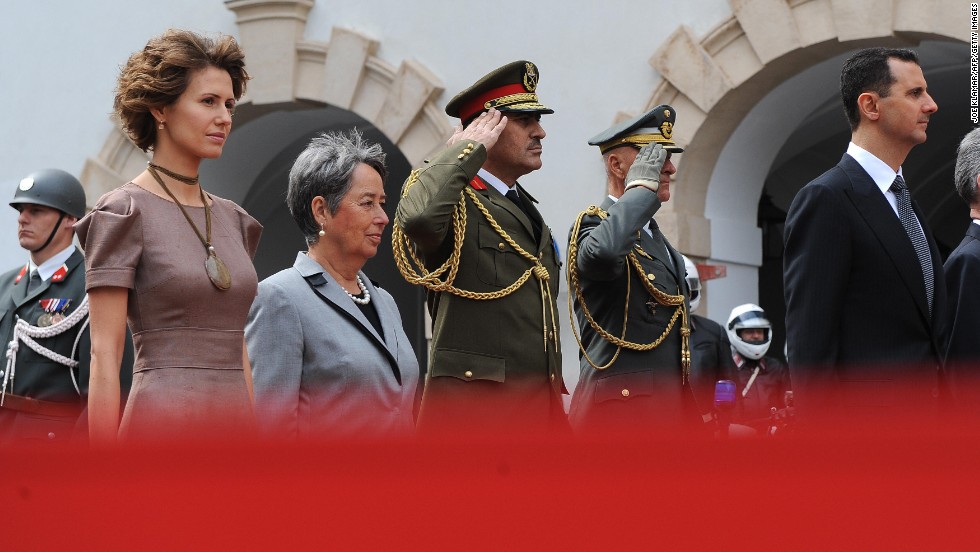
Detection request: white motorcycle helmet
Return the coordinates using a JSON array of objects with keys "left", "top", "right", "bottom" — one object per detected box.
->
[
  {"left": 682, "top": 255, "right": 702, "bottom": 313},
  {"left": 727, "top": 303, "right": 772, "bottom": 360}
]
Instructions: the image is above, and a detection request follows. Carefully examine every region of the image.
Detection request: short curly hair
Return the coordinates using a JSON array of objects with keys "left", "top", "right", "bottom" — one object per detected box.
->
[{"left": 114, "top": 29, "right": 250, "bottom": 152}]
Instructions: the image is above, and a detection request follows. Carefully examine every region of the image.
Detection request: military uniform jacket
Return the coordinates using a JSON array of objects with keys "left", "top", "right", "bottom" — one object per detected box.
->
[
  {"left": 0, "top": 248, "right": 132, "bottom": 443},
  {"left": 568, "top": 189, "right": 701, "bottom": 435},
  {"left": 395, "top": 141, "right": 565, "bottom": 433}
]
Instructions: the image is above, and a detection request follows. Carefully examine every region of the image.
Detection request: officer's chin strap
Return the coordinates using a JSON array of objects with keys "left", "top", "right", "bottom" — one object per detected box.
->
[
  {"left": 2, "top": 295, "right": 89, "bottom": 405},
  {"left": 29, "top": 212, "right": 66, "bottom": 254}
]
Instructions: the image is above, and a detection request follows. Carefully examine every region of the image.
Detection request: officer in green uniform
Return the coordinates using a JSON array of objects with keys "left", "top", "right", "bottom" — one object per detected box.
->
[
  {"left": 0, "top": 169, "right": 132, "bottom": 444},
  {"left": 567, "top": 105, "right": 705, "bottom": 437},
  {"left": 394, "top": 61, "right": 566, "bottom": 435}
]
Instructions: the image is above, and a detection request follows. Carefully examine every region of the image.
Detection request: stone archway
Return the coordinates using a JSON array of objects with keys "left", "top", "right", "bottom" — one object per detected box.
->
[
  {"left": 633, "top": 0, "right": 967, "bottom": 319},
  {"left": 79, "top": 0, "right": 452, "bottom": 204}
]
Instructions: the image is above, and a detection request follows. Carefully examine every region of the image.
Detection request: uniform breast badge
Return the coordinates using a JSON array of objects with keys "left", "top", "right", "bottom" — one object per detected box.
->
[{"left": 37, "top": 298, "right": 72, "bottom": 327}]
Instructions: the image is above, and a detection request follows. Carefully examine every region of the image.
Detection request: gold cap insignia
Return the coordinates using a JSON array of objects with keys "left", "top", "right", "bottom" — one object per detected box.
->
[
  {"left": 524, "top": 62, "right": 538, "bottom": 92},
  {"left": 660, "top": 122, "right": 673, "bottom": 140}
]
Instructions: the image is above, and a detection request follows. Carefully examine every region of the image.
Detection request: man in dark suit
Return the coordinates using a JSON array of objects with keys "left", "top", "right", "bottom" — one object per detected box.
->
[
  {"left": 0, "top": 169, "right": 132, "bottom": 444},
  {"left": 944, "top": 127, "right": 980, "bottom": 419},
  {"left": 783, "top": 47, "right": 945, "bottom": 430},
  {"left": 394, "top": 61, "right": 565, "bottom": 435},
  {"left": 567, "top": 105, "right": 701, "bottom": 437}
]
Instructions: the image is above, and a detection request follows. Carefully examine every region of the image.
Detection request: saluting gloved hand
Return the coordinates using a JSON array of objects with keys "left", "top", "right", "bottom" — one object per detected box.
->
[{"left": 624, "top": 142, "right": 668, "bottom": 193}]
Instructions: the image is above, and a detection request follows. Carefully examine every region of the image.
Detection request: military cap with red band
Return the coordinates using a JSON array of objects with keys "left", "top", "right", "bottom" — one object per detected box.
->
[{"left": 445, "top": 60, "right": 554, "bottom": 123}]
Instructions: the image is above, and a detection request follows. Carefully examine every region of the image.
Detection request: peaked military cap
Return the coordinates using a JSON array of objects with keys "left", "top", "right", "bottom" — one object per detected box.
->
[
  {"left": 588, "top": 104, "right": 684, "bottom": 154},
  {"left": 445, "top": 60, "right": 554, "bottom": 123}
]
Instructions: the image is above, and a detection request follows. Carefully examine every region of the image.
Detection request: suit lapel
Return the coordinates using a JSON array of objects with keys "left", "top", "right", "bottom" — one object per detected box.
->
[
  {"left": 516, "top": 183, "right": 546, "bottom": 248},
  {"left": 478, "top": 180, "right": 536, "bottom": 240},
  {"left": 839, "top": 156, "right": 930, "bottom": 321},
  {"left": 293, "top": 254, "right": 401, "bottom": 383},
  {"left": 360, "top": 277, "right": 402, "bottom": 362}
]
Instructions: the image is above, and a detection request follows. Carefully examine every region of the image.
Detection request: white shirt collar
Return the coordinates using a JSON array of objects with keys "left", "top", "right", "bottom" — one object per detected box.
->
[
  {"left": 29, "top": 244, "right": 76, "bottom": 281},
  {"left": 477, "top": 168, "right": 514, "bottom": 197},
  {"left": 846, "top": 142, "right": 904, "bottom": 195}
]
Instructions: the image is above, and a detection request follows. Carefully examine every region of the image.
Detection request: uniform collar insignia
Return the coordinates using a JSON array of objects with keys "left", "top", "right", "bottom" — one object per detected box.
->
[
  {"left": 14, "top": 264, "right": 28, "bottom": 284},
  {"left": 51, "top": 264, "right": 68, "bottom": 283},
  {"left": 469, "top": 176, "right": 487, "bottom": 190}
]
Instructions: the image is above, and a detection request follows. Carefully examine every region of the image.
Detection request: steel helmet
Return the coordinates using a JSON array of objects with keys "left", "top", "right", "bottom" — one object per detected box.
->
[
  {"left": 10, "top": 169, "right": 86, "bottom": 219},
  {"left": 727, "top": 303, "right": 771, "bottom": 360},
  {"left": 682, "top": 255, "right": 701, "bottom": 312}
]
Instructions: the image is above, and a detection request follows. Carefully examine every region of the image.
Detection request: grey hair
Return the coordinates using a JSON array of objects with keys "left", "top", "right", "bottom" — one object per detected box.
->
[
  {"left": 286, "top": 129, "right": 388, "bottom": 245},
  {"left": 955, "top": 127, "right": 980, "bottom": 206}
]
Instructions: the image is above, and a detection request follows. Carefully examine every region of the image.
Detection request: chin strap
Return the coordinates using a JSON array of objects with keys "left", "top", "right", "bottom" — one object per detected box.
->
[{"left": 30, "top": 212, "right": 66, "bottom": 254}]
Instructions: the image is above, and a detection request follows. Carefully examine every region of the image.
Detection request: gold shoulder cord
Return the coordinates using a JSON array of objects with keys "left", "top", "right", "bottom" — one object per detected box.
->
[
  {"left": 566, "top": 205, "right": 691, "bottom": 382},
  {"left": 392, "top": 175, "right": 559, "bottom": 354}
]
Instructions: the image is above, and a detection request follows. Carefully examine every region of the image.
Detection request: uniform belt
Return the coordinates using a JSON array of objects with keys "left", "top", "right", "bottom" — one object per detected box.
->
[{"left": 0, "top": 393, "right": 83, "bottom": 418}]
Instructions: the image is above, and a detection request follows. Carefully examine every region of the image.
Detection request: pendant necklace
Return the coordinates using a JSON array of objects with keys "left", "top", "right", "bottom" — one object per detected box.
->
[{"left": 147, "top": 162, "right": 232, "bottom": 291}]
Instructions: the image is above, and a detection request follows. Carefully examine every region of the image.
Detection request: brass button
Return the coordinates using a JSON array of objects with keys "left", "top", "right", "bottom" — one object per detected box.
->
[
  {"left": 621, "top": 389, "right": 630, "bottom": 397},
  {"left": 646, "top": 273, "right": 656, "bottom": 281},
  {"left": 550, "top": 373, "right": 555, "bottom": 381},
  {"left": 498, "top": 242, "right": 506, "bottom": 251},
  {"left": 464, "top": 370, "right": 473, "bottom": 379}
]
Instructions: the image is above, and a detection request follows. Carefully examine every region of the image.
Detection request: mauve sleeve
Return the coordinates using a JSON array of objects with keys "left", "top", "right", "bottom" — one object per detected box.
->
[
  {"left": 74, "top": 189, "right": 142, "bottom": 290},
  {"left": 235, "top": 204, "right": 263, "bottom": 260}
]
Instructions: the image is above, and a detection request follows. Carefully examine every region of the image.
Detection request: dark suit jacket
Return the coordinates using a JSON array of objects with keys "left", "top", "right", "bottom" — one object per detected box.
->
[
  {"left": 783, "top": 154, "right": 947, "bottom": 424},
  {"left": 568, "top": 190, "right": 703, "bottom": 435},
  {"left": 943, "top": 222, "right": 980, "bottom": 415},
  {"left": 395, "top": 142, "right": 565, "bottom": 435}
]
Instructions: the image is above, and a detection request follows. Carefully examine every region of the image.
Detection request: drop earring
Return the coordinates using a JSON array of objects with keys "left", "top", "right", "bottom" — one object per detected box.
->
[
  {"left": 318, "top": 225, "right": 326, "bottom": 237},
  {"left": 158, "top": 120, "right": 165, "bottom": 130}
]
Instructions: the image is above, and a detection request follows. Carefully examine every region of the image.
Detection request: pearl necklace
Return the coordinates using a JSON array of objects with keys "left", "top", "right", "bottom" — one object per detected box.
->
[{"left": 345, "top": 275, "right": 371, "bottom": 305}]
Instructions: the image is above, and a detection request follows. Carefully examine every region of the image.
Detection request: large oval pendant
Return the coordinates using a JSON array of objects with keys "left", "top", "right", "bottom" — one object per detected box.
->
[{"left": 205, "top": 248, "right": 232, "bottom": 291}]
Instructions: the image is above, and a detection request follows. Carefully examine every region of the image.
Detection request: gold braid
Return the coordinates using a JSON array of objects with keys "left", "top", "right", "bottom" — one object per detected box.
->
[
  {"left": 392, "top": 181, "right": 559, "bottom": 353},
  {"left": 566, "top": 205, "right": 691, "bottom": 382}
]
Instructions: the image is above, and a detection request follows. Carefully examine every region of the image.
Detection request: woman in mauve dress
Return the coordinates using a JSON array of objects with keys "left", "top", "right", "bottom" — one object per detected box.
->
[{"left": 75, "top": 29, "right": 261, "bottom": 444}]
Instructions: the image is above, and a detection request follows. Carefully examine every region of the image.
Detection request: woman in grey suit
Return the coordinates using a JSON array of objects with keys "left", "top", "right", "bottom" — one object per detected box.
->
[{"left": 245, "top": 130, "right": 419, "bottom": 441}]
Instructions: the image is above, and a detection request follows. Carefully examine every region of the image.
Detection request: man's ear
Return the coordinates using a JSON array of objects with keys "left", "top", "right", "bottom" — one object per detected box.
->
[
  {"left": 857, "top": 92, "right": 880, "bottom": 122},
  {"left": 608, "top": 151, "right": 630, "bottom": 180}
]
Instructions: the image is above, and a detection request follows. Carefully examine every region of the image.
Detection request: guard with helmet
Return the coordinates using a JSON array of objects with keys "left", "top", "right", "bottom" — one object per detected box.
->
[
  {"left": 726, "top": 303, "right": 791, "bottom": 435},
  {"left": 0, "top": 169, "right": 132, "bottom": 444}
]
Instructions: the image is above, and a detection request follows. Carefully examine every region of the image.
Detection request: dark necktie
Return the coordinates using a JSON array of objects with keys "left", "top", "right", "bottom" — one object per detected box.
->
[
  {"left": 26, "top": 269, "right": 42, "bottom": 294},
  {"left": 890, "top": 175, "right": 934, "bottom": 316},
  {"left": 647, "top": 220, "right": 672, "bottom": 266},
  {"left": 505, "top": 188, "right": 541, "bottom": 243}
]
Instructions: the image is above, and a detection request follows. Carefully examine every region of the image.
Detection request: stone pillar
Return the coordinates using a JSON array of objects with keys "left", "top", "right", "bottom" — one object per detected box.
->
[{"left": 225, "top": 0, "right": 315, "bottom": 105}]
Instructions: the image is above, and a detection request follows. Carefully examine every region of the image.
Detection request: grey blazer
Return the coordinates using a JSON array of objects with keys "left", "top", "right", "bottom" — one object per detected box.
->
[{"left": 245, "top": 253, "right": 419, "bottom": 441}]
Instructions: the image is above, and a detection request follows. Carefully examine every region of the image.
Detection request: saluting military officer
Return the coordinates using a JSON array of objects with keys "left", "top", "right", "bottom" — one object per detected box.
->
[
  {"left": 567, "top": 105, "right": 704, "bottom": 437},
  {"left": 0, "top": 170, "right": 132, "bottom": 444},
  {"left": 394, "top": 61, "right": 566, "bottom": 435}
]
